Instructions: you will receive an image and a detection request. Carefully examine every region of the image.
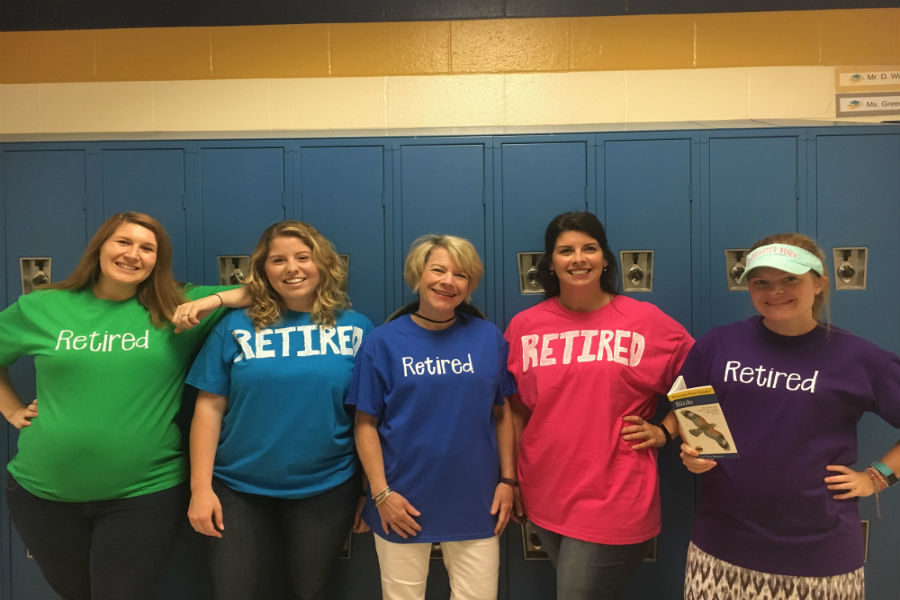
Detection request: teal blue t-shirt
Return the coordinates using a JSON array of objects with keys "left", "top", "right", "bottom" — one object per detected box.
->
[
  {"left": 186, "top": 308, "right": 373, "bottom": 498},
  {"left": 0, "top": 285, "right": 228, "bottom": 501}
]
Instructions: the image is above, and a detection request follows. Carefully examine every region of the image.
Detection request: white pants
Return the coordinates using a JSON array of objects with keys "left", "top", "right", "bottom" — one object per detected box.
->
[{"left": 373, "top": 534, "right": 499, "bottom": 600}]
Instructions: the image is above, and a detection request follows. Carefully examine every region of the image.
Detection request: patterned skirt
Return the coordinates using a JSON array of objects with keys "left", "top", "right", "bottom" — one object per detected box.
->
[{"left": 684, "top": 541, "right": 864, "bottom": 600}]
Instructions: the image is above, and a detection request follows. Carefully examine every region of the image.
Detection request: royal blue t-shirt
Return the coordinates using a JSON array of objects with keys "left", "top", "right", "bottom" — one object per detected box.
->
[
  {"left": 187, "top": 308, "right": 373, "bottom": 498},
  {"left": 680, "top": 316, "right": 900, "bottom": 577},
  {"left": 347, "top": 314, "right": 516, "bottom": 543}
]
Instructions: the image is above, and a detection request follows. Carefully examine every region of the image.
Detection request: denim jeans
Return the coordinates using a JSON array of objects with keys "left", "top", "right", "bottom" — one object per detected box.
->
[
  {"left": 207, "top": 473, "right": 360, "bottom": 600},
  {"left": 6, "top": 474, "right": 186, "bottom": 600},
  {"left": 531, "top": 522, "right": 650, "bottom": 600}
]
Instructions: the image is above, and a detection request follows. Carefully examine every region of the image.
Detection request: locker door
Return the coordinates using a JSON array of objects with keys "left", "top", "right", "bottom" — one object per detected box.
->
[
  {"left": 2, "top": 148, "right": 88, "bottom": 600},
  {"left": 389, "top": 139, "right": 491, "bottom": 599},
  {"left": 299, "top": 144, "right": 387, "bottom": 325},
  {"left": 813, "top": 131, "right": 900, "bottom": 600},
  {"left": 394, "top": 141, "right": 491, "bottom": 317},
  {"left": 100, "top": 148, "right": 188, "bottom": 281},
  {"left": 199, "top": 146, "right": 287, "bottom": 284},
  {"left": 498, "top": 137, "right": 592, "bottom": 600},
  {"left": 703, "top": 133, "right": 802, "bottom": 333},
  {"left": 602, "top": 135, "right": 695, "bottom": 599},
  {"left": 498, "top": 139, "right": 592, "bottom": 327}
]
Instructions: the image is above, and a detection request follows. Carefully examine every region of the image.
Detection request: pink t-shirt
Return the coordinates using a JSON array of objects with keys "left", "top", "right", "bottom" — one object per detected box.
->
[{"left": 505, "top": 295, "right": 693, "bottom": 544}]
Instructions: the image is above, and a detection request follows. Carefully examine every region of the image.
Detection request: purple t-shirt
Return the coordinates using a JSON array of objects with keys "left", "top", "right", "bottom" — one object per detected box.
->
[{"left": 680, "top": 316, "right": 900, "bottom": 577}]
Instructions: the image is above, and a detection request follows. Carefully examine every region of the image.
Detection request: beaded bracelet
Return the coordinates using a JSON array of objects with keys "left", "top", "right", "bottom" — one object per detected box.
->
[
  {"left": 865, "top": 467, "right": 887, "bottom": 519},
  {"left": 870, "top": 460, "right": 898, "bottom": 486}
]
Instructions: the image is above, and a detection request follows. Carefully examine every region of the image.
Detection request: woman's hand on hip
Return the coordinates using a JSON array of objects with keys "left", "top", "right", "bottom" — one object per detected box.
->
[
  {"left": 376, "top": 491, "right": 422, "bottom": 539},
  {"left": 825, "top": 465, "right": 875, "bottom": 500},
  {"left": 621, "top": 415, "right": 665, "bottom": 449},
  {"left": 188, "top": 488, "right": 224, "bottom": 538},
  {"left": 6, "top": 399, "right": 38, "bottom": 430}
]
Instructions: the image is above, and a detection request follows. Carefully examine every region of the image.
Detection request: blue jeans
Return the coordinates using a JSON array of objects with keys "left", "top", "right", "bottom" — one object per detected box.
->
[
  {"left": 531, "top": 522, "right": 650, "bottom": 600},
  {"left": 6, "top": 474, "right": 186, "bottom": 600},
  {"left": 207, "top": 473, "right": 360, "bottom": 600}
]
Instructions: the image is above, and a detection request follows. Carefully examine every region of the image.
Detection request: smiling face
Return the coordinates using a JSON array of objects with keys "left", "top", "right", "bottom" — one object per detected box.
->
[
  {"left": 747, "top": 267, "right": 826, "bottom": 335},
  {"left": 416, "top": 247, "right": 470, "bottom": 318},
  {"left": 551, "top": 230, "right": 608, "bottom": 294},
  {"left": 264, "top": 235, "right": 320, "bottom": 312},
  {"left": 96, "top": 222, "right": 158, "bottom": 295}
]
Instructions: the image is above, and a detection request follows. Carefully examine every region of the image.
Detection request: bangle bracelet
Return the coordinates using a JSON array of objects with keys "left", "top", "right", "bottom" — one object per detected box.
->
[
  {"left": 657, "top": 423, "right": 673, "bottom": 445},
  {"left": 871, "top": 460, "right": 898, "bottom": 486},
  {"left": 499, "top": 477, "right": 519, "bottom": 487},
  {"left": 373, "top": 486, "right": 393, "bottom": 506},
  {"left": 213, "top": 292, "right": 224, "bottom": 307}
]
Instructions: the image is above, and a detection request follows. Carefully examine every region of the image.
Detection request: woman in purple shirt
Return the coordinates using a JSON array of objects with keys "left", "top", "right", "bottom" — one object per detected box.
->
[{"left": 679, "top": 233, "right": 900, "bottom": 600}]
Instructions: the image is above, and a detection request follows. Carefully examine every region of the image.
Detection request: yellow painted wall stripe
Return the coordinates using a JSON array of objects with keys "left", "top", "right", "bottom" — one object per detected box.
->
[{"left": 1, "top": 9, "right": 897, "bottom": 84}]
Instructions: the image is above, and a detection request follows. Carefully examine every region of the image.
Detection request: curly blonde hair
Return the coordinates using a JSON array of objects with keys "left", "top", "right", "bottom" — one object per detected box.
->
[{"left": 244, "top": 221, "right": 349, "bottom": 329}]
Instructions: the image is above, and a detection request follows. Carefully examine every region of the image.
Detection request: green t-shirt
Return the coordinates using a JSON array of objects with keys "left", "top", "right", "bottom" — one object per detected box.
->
[{"left": 0, "top": 285, "right": 227, "bottom": 501}]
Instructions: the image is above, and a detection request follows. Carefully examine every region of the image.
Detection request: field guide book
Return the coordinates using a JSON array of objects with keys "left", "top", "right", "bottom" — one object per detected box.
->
[{"left": 667, "top": 376, "right": 739, "bottom": 459}]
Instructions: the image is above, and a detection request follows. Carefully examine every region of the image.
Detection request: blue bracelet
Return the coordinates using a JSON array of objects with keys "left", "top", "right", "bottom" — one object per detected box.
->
[{"left": 871, "top": 460, "right": 898, "bottom": 486}]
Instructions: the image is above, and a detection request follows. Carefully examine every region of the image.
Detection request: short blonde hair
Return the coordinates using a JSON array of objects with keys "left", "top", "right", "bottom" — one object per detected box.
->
[
  {"left": 403, "top": 234, "right": 483, "bottom": 296},
  {"left": 245, "top": 221, "right": 349, "bottom": 329},
  {"left": 747, "top": 232, "right": 830, "bottom": 323}
]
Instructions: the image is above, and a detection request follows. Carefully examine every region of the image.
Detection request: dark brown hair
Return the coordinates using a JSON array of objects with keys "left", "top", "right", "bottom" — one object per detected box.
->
[{"left": 536, "top": 211, "right": 620, "bottom": 298}]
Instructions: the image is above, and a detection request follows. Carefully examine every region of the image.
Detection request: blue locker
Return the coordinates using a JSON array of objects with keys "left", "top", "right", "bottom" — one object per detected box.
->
[
  {"left": 702, "top": 132, "right": 803, "bottom": 333},
  {"left": 198, "top": 146, "right": 287, "bottom": 284},
  {"left": 1, "top": 123, "right": 899, "bottom": 600},
  {"left": 1, "top": 148, "right": 89, "bottom": 600},
  {"left": 100, "top": 148, "right": 189, "bottom": 281},
  {"left": 601, "top": 134, "right": 696, "bottom": 599},
  {"left": 497, "top": 136, "right": 593, "bottom": 600},
  {"left": 498, "top": 138, "right": 593, "bottom": 327},
  {"left": 298, "top": 143, "right": 388, "bottom": 325},
  {"left": 296, "top": 143, "right": 389, "bottom": 597},
  {"left": 389, "top": 139, "right": 494, "bottom": 599},
  {"left": 813, "top": 131, "right": 900, "bottom": 600},
  {"left": 393, "top": 140, "right": 492, "bottom": 316}
]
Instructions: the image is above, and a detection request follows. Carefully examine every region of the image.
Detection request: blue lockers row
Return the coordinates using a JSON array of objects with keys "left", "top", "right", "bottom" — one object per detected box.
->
[{"left": 1, "top": 122, "right": 898, "bottom": 599}]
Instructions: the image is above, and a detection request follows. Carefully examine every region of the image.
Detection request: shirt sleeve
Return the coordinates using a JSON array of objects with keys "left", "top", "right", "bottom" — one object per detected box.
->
[
  {"left": 346, "top": 339, "right": 387, "bottom": 418},
  {"left": 870, "top": 351, "right": 900, "bottom": 427},
  {"left": 0, "top": 295, "right": 42, "bottom": 367},
  {"left": 678, "top": 333, "right": 715, "bottom": 389},
  {"left": 184, "top": 316, "right": 236, "bottom": 397}
]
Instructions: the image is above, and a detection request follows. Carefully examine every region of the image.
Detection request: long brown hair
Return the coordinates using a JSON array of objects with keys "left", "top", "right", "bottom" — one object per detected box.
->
[
  {"left": 47, "top": 212, "right": 185, "bottom": 328},
  {"left": 244, "top": 221, "right": 350, "bottom": 329}
]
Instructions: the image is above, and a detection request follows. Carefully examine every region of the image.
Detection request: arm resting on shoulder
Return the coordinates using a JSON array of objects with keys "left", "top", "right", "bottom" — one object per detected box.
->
[{"left": 172, "top": 286, "right": 252, "bottom": 332}]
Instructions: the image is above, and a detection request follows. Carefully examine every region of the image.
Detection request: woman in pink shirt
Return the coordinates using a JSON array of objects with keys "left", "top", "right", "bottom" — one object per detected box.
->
[{"left": 505, "top": 211, "right": 693, "bottom": 599}]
